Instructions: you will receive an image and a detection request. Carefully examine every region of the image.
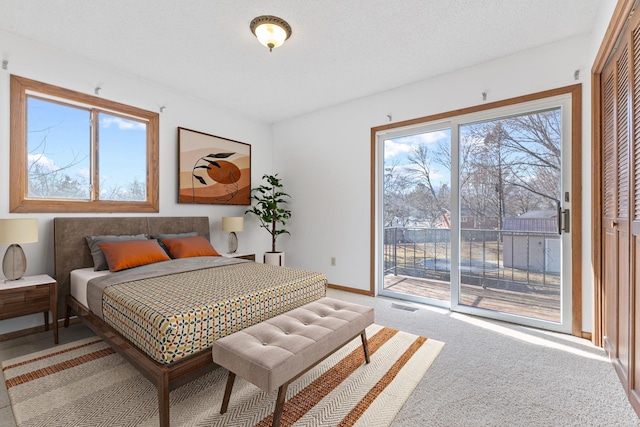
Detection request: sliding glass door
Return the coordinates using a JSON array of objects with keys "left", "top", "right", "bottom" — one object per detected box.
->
[
  {"left": 455, "top": 108, "right": 567, "bottom": 326},
  {"left": 377, "top": 94, "right": 573, "bottom": 332},
  {"left": 381, "top": 125, "right": 452, "bottom": 307}
]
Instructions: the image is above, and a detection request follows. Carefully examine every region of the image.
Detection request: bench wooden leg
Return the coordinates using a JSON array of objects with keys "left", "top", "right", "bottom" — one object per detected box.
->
[
  {"left": 220, "top": 372, "right": 236, "bottom": 414},
  {"left": 272, "top": 382, "right": 289, "bottom": 427},
  {"left": 361, "top": 331, "right": 371, "bottom": 363}
]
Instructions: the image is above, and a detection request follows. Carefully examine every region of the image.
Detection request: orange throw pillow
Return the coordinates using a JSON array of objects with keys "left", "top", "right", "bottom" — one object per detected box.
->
[
  {"left": 98, "top": 239, "right": 171, "bottom": 272},
  {"left": 161, "top": 236, "right": 221, "bottom": 259}
]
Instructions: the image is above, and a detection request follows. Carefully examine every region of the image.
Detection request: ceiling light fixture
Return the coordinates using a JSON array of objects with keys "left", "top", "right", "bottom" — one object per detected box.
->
[{"left": 250, "top": 15, "right": 292, "bottom": 52}]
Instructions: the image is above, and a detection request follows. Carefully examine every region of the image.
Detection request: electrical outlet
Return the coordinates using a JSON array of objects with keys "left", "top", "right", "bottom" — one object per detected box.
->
[{"left": 331, "top": 257, "right": 336, "bottom": 266}]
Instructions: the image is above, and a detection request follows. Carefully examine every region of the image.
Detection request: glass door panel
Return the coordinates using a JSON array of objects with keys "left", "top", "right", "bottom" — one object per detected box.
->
[
  {"left": 381, "top": 128, "right": 452, "bottom": 306},
  {"left": 457, "top": 108, "right": 563, "bottom": 323}
]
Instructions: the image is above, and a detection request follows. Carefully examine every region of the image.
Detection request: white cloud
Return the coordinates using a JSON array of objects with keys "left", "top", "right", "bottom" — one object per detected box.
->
[
  {"left": 385, "top": 130, "right": 449, "bottom": 159},
  {"left": 76, "top": 167, "right": 90, "bottom": 179},
  {"left": 101, "top": 117, "right": 145, "bottom": 130},
  {"left": 416, "top": 130, "right": 448, "bottom": 145},
  {"left": 384, "top": 140, "right": 412, "bottom": 159},
  {"left": 27, "top": 153, "right": 56, "bottom": 171}
]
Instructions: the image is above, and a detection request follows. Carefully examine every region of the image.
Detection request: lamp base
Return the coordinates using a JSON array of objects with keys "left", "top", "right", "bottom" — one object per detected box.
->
[
  {"left": 3, "top": 244, "right": 27, "bottom": 281},
  {"left": 227, "top": 232, "right": 238, "bottom": 253}
]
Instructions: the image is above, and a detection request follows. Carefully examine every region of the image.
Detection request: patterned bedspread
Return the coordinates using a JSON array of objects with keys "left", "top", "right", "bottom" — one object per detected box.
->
[{"left": 88, "top": 258, "right": 327, "bottom": 364}]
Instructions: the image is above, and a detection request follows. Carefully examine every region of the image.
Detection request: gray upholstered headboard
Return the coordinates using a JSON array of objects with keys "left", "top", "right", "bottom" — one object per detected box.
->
[{"left": 53, "top": 216, "right": 210, "bottom": 313}]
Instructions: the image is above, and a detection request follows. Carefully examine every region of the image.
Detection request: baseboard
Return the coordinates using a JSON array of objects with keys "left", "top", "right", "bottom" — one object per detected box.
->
[
  {"left": 0, "top": 317, "right": 82, "bottom": 342},
  {"left": 327, "top": 283, "right": 374, "bottom": 296},
  {"left": 581, "top": 331, "right": 592, "bottom": 341}
]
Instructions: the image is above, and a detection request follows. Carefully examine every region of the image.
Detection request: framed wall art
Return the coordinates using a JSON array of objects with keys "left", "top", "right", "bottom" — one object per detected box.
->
[{"left": 178, "top": 127, "right": 251, "bottom": 205}]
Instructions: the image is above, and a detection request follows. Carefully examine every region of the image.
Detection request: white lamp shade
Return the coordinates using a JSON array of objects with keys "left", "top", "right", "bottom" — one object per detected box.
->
[
  {"left": 222, "top": 217, "right": 244, "bottom": 232},
  {"left": 0, "top": 219, "right": 38, "bottom": 245}
]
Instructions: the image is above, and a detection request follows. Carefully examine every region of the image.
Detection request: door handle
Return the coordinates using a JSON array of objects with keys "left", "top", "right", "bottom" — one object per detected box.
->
[
  {"left": 562, "top": 209, "right": 570, "bottom": 233},
  {"left": 557, "top": 201, "right": 562, "bottom": 235},
  {"left": 557, "top": 201, "right": 570, "bottom": 234}
]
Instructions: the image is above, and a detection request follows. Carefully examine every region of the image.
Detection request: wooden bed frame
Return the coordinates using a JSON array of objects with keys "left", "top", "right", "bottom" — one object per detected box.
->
[{"left": 54, "top": 216, "right": 214, "bottom": 427}]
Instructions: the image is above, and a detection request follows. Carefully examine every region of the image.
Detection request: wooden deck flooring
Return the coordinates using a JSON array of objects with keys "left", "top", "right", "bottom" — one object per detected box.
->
[{"left": 384, "top": 274, "right": 561, "bottom": 322}]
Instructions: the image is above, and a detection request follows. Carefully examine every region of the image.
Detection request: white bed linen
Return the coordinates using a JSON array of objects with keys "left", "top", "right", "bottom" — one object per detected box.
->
[{"left": 70, "top": 267, "right": 111, "bottom": 308}]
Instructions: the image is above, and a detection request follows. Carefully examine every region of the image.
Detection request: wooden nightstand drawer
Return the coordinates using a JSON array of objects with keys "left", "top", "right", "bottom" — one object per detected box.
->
[{"left": 0, "top": 285, "right": 50, "bottom": 319}]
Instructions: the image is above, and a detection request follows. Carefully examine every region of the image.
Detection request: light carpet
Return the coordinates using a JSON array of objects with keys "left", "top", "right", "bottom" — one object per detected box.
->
[{"left": 2, "top": 324, "right": 444, "bottom": 427}]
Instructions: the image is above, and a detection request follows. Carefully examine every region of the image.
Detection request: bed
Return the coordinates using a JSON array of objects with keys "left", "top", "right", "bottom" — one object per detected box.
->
[{"left": 53, "top": 216, "right": 327, "bottom": 426}]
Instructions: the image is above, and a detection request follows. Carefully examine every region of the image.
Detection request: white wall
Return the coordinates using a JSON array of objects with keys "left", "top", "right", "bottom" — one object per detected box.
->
[
  {"left": 0, "top": 30, "right": 274, "bottom": 334},
  {"left": 273, "top": 31, "right": 607, "bottom": 332}
]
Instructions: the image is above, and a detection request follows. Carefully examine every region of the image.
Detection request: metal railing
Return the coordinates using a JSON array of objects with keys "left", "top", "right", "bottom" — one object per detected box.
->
[{"left": 384, "top": 227, "right": 560, "bottom": 291}]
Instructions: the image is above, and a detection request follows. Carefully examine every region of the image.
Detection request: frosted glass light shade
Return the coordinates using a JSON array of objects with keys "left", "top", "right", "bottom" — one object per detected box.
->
[{"left": 250, "top": 15, "right": 292, "bottom": 52}]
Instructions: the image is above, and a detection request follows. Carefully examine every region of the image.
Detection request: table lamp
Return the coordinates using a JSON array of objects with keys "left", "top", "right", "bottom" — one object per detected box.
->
[
  {"left": 0, "top": 218, "right": 39, "bottom": 281},
  {"left": 221, "top": 216, "right": 243, "bottom": 253}
]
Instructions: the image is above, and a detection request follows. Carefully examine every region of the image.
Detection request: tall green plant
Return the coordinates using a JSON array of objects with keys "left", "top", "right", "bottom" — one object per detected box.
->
[{"left": 245, "top": 174, "right": 292, "bottom": 252}]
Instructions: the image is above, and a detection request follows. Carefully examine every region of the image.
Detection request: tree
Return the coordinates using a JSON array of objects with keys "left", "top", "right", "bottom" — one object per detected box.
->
[
  {"left": 383, "top": 161, "right": 413, "bottom": 226},
  {"left": 407, "top": 144, "right": 451, "bottom": 227},
  {"left": 382, "top": 108, "right": 562, "bottom": 232},
  {"left": 101, "top": 177, "right": 146, "bottom": 201},
  {"left": 459, "top": 109, "right": 562, "bottom": 226},
  {"left": 28, "top": 160, "right": 88, "bottom": 199}
]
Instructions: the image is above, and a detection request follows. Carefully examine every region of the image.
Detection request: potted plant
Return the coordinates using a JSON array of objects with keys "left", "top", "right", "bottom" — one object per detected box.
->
[{"left": 245, "top": 173, "right": 292, "bottom": 266}]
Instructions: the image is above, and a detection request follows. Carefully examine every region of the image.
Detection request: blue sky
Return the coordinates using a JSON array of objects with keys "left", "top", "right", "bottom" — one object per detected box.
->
[
  {"left": 383, "top": 129, "right": 451, "bottom": 188},
  {"left": 27, "top": 96, "right": 146, "bottom": 198}
]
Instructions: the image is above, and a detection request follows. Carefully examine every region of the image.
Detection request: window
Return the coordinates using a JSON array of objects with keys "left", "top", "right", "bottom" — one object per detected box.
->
[{"left": 10, "top": 75, "right": 159, "bottom": 213}]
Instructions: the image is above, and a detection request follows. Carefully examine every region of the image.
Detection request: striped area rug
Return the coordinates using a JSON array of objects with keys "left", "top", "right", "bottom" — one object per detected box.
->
[{"left": 2, "top": 324, "right": 444, "bottom": 427}]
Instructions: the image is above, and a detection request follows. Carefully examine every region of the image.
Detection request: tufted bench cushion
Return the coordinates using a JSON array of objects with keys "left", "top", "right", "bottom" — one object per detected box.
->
[{"left": 211, "top": 297, "right": 374, "bottom": 426}]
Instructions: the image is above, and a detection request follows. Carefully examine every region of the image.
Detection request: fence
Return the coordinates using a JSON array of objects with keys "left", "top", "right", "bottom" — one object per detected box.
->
[{"left": 383, "top": 227, "right": 560, "bottom": 290}]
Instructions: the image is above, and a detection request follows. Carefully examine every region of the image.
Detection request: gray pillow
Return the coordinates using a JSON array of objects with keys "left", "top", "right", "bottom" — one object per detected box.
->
[
  {"left": 85, "top": 234, "right": 148, "bottom": 271},
  {"left": 150, "top": 231, "right": 198, "bottom": 241},
  {"left": 151, "top": 232, "right": 198, "bottom": 255}
]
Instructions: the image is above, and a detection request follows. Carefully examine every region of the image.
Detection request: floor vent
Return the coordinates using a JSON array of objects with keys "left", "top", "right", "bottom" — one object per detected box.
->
[{"left": 390, "top": 303, "right": 418, "bottom": 312}]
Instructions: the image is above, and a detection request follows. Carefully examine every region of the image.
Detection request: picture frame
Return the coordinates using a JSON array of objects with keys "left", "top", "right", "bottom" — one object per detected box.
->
[{"left": 178, "top": 127, "right": 251, "bottom": 205}]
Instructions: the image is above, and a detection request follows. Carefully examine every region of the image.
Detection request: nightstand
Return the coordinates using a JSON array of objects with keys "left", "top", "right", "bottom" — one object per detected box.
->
[
  {"left": 223, "top": 252, "right": 256, "bottom": 261},
  {"left": 0, "top": 274, "right": 58, "bottom": 344}
]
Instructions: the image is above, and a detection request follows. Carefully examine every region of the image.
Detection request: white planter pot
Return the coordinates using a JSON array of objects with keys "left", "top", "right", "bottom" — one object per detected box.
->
[{"left": 264, "top": 252, "right": 285, "bottom": 266}]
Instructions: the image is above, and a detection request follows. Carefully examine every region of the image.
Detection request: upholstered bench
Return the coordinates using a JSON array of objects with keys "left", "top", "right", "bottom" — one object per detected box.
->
[{"left": 211, "top": 297, "right": 375, "bottom": 427}]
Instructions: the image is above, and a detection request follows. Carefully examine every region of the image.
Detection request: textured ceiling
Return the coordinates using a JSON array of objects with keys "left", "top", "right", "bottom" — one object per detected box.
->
[{"left": 1, "top": 1, "right": 603, "bottom": 123}]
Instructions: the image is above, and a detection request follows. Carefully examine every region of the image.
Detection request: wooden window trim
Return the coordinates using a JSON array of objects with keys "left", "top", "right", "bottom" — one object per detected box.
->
[{"left": 10, "top": 75, "right": 159, "bottom": 213}]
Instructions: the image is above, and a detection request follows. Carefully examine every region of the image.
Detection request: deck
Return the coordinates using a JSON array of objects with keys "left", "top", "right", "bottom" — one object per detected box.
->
[{"left": 383, "top": 274, "right": 561, "bottom": 322}]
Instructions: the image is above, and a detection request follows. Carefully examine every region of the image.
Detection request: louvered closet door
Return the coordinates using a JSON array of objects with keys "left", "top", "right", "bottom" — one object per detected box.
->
[
  {"left": 630, "top": 14, "right": 640, "bottom": 412},
  {"left": 601, "top": 4, "right": 640, "bottom": 416},
  {"left": 616, "top": 38, "right": 631, "bottom": 392},
  {"left": 602, "top": 29, "right": 632, "bottom": 394},
  {"left": 602, "top": 63, "right": 618, "bottom": 361}
]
